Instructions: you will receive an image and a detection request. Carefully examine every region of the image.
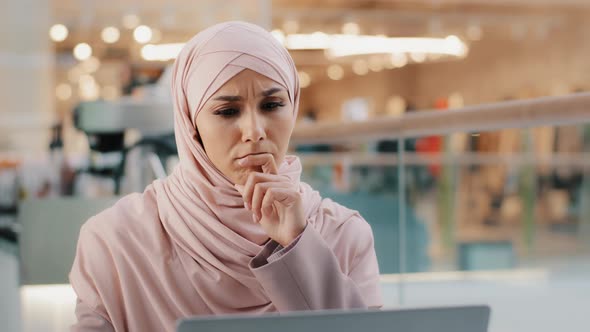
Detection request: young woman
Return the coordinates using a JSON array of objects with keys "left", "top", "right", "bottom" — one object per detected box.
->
[{"left": 70, "top": 21, "right": 382, "bottom": 332}]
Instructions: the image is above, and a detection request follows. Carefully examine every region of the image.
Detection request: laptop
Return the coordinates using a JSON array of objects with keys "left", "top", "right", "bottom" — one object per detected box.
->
[{"left": 177, "top": 305, "right": 490, "bottom": 332}]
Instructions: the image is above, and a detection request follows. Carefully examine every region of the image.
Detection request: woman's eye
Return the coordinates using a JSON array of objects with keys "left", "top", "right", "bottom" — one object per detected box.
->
[
  {"left": 261, "top": 102, "right": 285, "bottom": 111},
  {"left": 213, "top": 108, "right": 239, "bottom": 117}
]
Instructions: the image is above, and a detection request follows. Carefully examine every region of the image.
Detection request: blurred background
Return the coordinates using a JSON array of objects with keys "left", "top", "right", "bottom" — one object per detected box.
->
[{"left": 1, "top": 0, "right": 590, "bottom": 331}]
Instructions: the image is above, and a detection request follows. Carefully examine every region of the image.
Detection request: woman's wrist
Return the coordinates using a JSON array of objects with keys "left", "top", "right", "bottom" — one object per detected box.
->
[{"left": 277, "top": 222, "right": 307, "bottom": 247}]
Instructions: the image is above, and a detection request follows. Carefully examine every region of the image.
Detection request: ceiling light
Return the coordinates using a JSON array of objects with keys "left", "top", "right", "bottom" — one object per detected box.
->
[
  {"left": 101, "top": 26, "right": 120, "bottom": 44},
  {"left": 285, "top": 32, "right": 330, "bottom": 50},
  {"left": 78, "top": 75, "right": 100, "bottom": 101},
  {"left": 328, "top": 35, "right": 469, "bottom": 57},
  {"left": 73, "top": 43, "right": 92, "bottom": 61},
  {"left": 342, "top": 22, "right": 360, "bottom": 35},
  {"left": 327, "top": 64, "right": 344, "bottom": 80},
  {"left": 49, "top": 24, "right": 68, "bottom": 42},
  {"left": 143, "top": 34, "right": 469, "bottom": 62},
  {"left": 352, "top": 59, "right": 369, "bottom": 76},
  {"left": 141, "top": 43, "right": 184, "bottom": 61},
  {"left": 134, "top": 25, "right": 153, "bottom": 44},
  {"left": 391, "top": 53, "right": 408, "bottom": 68},
  {"left": 368, "top": 56, "right": 384, "bottom": 72},
  {"left": 298, "top": 71, "right": 311, "bottom": 88},
  {"left": 445, "top": 35, "right": 468, "bottom": 57},
  {"left": 410, "top": 52, "right": 426, "bottom": 63}
]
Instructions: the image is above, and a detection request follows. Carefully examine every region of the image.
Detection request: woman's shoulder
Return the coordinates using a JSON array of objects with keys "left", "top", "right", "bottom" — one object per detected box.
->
[
  {"left": 82, "top": 190, "right": 151, "bottom": 228},
  {"left": 70, "top": 187, "right": 173, "bottom": 312},
  {"left": 80, "top": 186, "right": 162, "bottom": 249}
]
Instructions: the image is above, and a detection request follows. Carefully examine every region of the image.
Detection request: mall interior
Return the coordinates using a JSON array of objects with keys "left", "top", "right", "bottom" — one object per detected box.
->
[{"left": 1, "top": 0, "right": 589, "bottom": 331}]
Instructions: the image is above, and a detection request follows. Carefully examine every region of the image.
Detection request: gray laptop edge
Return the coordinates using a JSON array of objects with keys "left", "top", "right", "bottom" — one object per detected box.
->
[{"left": 177, "top": 305, "right": 490, "bottom": 332}]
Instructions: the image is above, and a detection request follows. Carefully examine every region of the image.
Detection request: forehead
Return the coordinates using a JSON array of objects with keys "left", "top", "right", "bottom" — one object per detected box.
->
[{"left": 213, "top": 69, "right": 285, "bottom": 95}]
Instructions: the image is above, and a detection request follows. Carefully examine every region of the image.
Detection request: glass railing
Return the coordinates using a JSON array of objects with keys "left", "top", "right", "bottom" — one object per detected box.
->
[{"left": 292, "top": 93, "right": 590, "bottom": 332}]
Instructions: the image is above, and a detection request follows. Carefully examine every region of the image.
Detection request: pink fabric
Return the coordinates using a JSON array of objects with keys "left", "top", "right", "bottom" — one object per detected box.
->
[{"left": 69, "top": 21, "right": 382, "bottom": 332}]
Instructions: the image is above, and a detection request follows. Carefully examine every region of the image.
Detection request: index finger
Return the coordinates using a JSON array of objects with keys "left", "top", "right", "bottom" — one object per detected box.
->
[{"left": 238, "top": 153, "right": 278, "bottom": 174}]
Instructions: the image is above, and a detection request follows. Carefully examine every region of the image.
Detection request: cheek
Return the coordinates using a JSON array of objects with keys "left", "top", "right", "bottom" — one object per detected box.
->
[
  {"left": 198, "top": 122, "right": 234, "bottom": 165},
  {"left": 273, "top": 113, "right": 294, "bottom": 144},
  {"left": 267, "top": 113, "right": 294, "bottom": 165},
  {"left": 199, "top": 113, "right": 237, "bottom": 146},
  {"left": 203, "top": 138, "right": 241, "bottom": 181}
]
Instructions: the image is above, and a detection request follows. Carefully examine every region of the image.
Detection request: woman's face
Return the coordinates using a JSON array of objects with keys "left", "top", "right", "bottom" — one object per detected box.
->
[{"left": 196, "top": 69, "right": 295, "bottom": 185}]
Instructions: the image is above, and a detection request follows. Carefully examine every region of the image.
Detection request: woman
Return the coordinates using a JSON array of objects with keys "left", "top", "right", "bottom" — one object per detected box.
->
[{"left": 70, "top": 21, "right": 382, "bottom": 332}]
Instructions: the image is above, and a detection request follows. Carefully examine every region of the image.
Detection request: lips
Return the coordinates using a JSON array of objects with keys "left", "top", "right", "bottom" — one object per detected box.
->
[{"left": 236, "top": 152, "right": 270, "bottom": 160}]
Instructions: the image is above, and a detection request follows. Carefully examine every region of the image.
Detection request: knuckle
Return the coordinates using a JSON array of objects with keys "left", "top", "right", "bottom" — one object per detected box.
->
[
  {"left": 247, "top": 172, "right": 257, "bottom": 184},
  {"left": 253, "top": 182, "right": 263, "bottom": 193},
  {"left": 263, "top": 188, "right": 275, "bottom": 201}
]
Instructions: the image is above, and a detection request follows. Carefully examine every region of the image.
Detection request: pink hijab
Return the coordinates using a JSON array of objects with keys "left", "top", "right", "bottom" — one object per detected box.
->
[
  {"left": 70, "top": 21, "right": 380, "bottom": 331},
  {"left": 161, "top": 20, "right": 311, "bottom": 246}
]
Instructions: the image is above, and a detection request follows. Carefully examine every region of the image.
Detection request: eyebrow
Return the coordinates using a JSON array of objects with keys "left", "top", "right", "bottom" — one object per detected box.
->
[
  {"left": 212, "top": 87, "right": 285, "bottom": 102},
  {"left": 261, "top": 87, "right": 283, "bottom": 97}
]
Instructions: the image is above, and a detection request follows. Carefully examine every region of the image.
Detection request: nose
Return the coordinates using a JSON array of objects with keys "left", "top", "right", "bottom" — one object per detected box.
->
[{"left": 240, "top": 106, "right": 266, "bottom": 143}]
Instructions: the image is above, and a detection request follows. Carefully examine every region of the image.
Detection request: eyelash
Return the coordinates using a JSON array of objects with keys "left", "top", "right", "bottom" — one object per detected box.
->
[{"left": 213, "top": 102, "right": 286, "bottom": 118}]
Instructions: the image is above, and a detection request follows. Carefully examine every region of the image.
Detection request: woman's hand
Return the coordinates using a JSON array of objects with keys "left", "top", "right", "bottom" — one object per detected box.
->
[{"left": 235, "top": 154, "right": 306, "bottom": 247}]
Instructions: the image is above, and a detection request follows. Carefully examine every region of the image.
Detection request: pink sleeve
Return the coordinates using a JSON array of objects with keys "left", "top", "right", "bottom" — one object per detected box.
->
[
  {"left": 249, "top": 222, "right": 382, "bottom": 311},
  {"left": 71, "top": 299, "right": 115, "bottom": 332}
]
